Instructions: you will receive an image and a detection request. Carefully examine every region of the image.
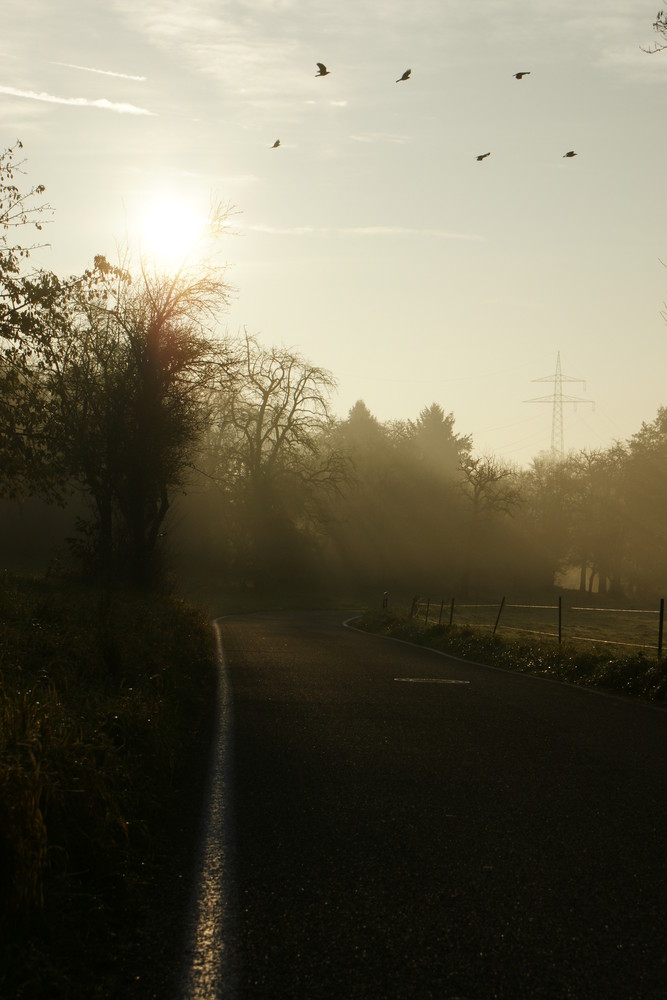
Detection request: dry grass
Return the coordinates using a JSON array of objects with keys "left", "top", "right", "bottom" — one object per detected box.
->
[{"left": 0, "top": 573, "right": 217, "bottom": 998}]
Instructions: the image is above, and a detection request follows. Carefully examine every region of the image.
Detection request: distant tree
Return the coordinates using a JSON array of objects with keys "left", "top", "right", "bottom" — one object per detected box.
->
[
  {"left": 564, "top": 447, "right": 627, "bottom": 596},
  {"left": 517, "top": 454, "right": 578, "bottom": 590},
  {"left": 459, "top": 454, "right": 521, "bottom": 519},
  {"left": 621, "top": 408, "right": 667, "bottom": 595},
  {"left": 204, "top": 333, "right": 350, "bottom": 583},
  {"left": 407, "top": 403, "right": 472, "bottom": 478},
  {"left": 642, "top": 10, "right": 667, "bottom": 52},
  {"left": 458, "top": 454, "right": 522, "bottom": 593}
]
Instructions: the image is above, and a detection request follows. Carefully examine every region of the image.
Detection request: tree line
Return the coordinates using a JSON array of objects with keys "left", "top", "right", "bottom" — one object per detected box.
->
[{"left": 2, "top": 140, "right": 666, "bottom": 599}]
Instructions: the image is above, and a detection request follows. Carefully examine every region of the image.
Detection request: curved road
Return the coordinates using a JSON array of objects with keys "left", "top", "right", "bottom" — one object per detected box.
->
[{"left": 181, "top": 610, "right": 667, "bottom": 999}]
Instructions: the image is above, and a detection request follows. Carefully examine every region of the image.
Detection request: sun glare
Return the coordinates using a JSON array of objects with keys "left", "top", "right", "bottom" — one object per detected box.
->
[{"left": 137, "top": 196, "right": 206, "bottom": 268}]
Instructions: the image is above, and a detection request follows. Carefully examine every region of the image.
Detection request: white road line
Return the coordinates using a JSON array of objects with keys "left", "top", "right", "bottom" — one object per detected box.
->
[{"left": 394, "top": 677, "right": 470, "bottom": 684}]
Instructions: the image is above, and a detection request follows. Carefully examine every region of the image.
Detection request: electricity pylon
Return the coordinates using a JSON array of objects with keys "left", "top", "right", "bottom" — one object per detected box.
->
[{"left": 524, "top": 352, "right": 594, "bottom": 458}]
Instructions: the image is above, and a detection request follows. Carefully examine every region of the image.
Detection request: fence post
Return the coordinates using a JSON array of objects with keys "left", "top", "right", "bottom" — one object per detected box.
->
[
  {"left": 438, "top": 599, "right": 445, "bottom": 625},
  {"left": 410, "top": 596, "right": 418, "bottom": 618},
  {"left": 658, "top": 598, "right": 664, "bottom": 661},
  {"left": 558, "top": 596, "right": 562, "bottom": 645},
  {"left": 449, "top": 597, "right": 455, "bottom": 626},
  {"left": 493, "top": 596, "right": 506, "bottom": 636},
  {"left": 424, "top": 598, "right": 430, "bottom": 625}
]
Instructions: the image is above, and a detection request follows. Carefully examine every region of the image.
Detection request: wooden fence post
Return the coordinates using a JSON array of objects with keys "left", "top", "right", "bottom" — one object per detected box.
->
[
  {"left": 658, "top": 598, "right": 664, "bottom": 661},
  {"left": 449, "top": 598, "right": 455, "bottom": 626},
  {"left": 424, "top": 598, "right": 430, "bottom": 625},
  {"left": 438, "top": 599, "right": 445, "bottom": 625},
  {"left": 558, "top": 596, "right": 562, "bottom": 645},
  {"left": 493, "top": 596, "right": 506, "bottom": 636}
]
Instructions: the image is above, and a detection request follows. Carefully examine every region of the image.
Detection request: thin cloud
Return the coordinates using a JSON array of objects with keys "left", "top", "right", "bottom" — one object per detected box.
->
[
  {"left": 51, "top": 61, "right": 147, "bottom": 82},
  {"left": 350, "top": 132, "right": 409, "bottom": 144},
  {"left": 246, "top": 224, "right": 319, "bottom": 236},
  {"left": 246, "top": 223, "right": 482, "bottom": 240},
  {"left": 344, "top": 226, "right": 483, "bottom": 240},
  {"left": 0, "top": 86, "right": 155, "bottom": 115}
]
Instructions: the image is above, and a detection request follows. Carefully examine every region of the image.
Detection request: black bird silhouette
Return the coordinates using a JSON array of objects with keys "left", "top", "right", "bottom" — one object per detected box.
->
[
  {"left": 315, "top": 62, "right": 330, "bottom": 76},
  {"left": 513, "top": 71, "right": 530, "bottom": 79},
  {"left": 563, "top": 150, "right": 577, "bottom": 157},
  {"left": 271, "top": 139, "right": 280, "bottom": 148},
  {"left": 476, "top": 152, "right": 491, "bottom": 161},
  {"left": 396, "top": 69, "right": 411, "bottom": 82}
]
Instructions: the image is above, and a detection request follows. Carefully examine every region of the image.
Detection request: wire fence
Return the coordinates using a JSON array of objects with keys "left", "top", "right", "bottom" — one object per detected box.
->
[{"left": 408, "top": 595, "right": 665, "bottom": 658}]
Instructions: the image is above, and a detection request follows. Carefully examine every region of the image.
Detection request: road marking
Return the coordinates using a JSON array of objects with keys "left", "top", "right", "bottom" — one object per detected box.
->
[{"left": 394, "top": 677, "right": 470, "bottom": 684}]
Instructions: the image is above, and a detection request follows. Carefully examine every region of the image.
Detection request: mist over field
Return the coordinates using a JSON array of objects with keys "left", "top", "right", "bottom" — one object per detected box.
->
[{"left": 3, "top": 386, "right": 667, "bottom": 605}]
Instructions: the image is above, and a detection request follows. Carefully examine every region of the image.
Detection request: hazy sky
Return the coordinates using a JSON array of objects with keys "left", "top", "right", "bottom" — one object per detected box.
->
[{"left": 3, "top": 1, "right": 667, "bottom": 466}]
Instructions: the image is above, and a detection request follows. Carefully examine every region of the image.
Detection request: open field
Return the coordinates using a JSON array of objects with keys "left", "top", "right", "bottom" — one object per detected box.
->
[{"left": 409, "top": 592, "right": 665, "bottom": 656}]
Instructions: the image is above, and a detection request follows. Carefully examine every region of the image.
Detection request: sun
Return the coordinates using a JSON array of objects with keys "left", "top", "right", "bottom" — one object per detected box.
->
[{"left": 137, "top": 195, "right": 206, "bottom": 268}]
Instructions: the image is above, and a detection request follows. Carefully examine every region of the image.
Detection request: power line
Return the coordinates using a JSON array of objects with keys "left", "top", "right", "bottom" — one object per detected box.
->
[{"left": 523, "top": 351, "right": 594, "bottom": 458}]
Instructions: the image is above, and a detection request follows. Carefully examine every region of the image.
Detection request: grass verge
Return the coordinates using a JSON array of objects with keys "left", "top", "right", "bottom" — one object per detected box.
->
[
  {"left": 353, "top": 609, "right": 667, "bottom": 705},
  {"left": 0, "top": 573, "right": 218, "bottom": 999}
]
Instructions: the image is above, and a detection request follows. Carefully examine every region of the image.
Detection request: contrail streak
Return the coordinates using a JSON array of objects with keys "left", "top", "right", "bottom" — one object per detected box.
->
[
  {"left": 0, "top": 86, "right": 154, "bottom": 115},
  {"left": 51, "top": 61, "right": 147, "bottom": 81}
]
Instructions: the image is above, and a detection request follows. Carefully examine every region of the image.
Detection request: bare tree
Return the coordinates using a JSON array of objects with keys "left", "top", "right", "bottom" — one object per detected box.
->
[
  {"left": 205, "top": 332, "right": 350, "bottom": 582},
  {"left": 642, "top": 10, "right": 667, "bottom": 53},
  {"left": 459, "top": 454, "right": 522, "bottom": 519}
]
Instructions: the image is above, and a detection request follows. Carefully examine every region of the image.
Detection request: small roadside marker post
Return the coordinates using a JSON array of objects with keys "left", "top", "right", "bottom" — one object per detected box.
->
[
  {"left": 493, "top": 596, "right": 506, "bottom": 636},
  {"left": 658, "top": 598, "right": 664, "bottom": 661}
]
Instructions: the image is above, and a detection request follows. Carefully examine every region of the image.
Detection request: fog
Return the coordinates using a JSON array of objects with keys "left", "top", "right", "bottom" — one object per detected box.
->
[{"left": 7, "top": 392, "right": 665, "bottom": 607}]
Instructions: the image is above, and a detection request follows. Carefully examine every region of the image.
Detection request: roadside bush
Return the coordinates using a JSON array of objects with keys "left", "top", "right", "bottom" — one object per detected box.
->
[
  {"left": 0, "top": 574, "right": 217, "bottom": 997},
  {"left": 355, "top": 609, "right": 667, "bottom": 704}
]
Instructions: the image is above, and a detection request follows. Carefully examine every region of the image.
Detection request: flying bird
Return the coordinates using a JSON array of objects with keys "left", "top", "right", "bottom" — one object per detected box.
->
[
  {"left": 513, "top": 71, "right": 531, "bottom": 79},
  {"left": 271, "top": 139, "right": 280, "bottom": 148},
  {"left": 563, "top": 150, "right": 577, "bottom": 157},
  {"left": 315, "top": 62, "right": 330, "bottom": 76},
  {"left": 476, "top": 152, "right": 491, "bottom": 161},
  {"left": 396, "top": 69, "right": 411, "bottom": 82}
]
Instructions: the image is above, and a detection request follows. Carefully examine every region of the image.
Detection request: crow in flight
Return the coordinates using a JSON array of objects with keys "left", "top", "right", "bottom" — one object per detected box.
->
[
  {"left": 316, "top": 62, "right": 330, "bottom": 76},
  {"left": 563, "top": 150, "right": 577, "bottom": 157},
  {"left": 476, "top": 152, "right": 491, "bottom": 161},
  {"left": 513, "top": 71, "right": 531, "bottom": 79},
  {"left": 272, "top": 139, "right": 280, "bottom": 148},
  {"left": 396, "top": 69, "right": 411, "bottom": 82}
]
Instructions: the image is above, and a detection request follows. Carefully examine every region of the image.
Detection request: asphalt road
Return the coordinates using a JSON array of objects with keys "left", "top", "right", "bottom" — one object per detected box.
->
[{"left": 184, "top": 609, "right": 667, "bottom": 999}]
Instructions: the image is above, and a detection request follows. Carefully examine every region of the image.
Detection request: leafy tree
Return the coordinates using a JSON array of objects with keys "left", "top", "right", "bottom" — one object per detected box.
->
[
  {"left": 0, "top": 140, "right": 55, "bottom": 499},
  {"left": 407, "top": 403, "right": 472, "bottom": 478},
  {"left": 48, "top": 252, "right": 233, "bottom": 582},
  {"left": 2, "top": 187, "right": 236, "bottom": 583},
  {"left": 516, "top": 454, "right": 578, "bottom": 590},
  {"left": 621, "top": 409, "right": 667, "bottom": 595},
  {"left": 562, "top": 447, "right": 627, "bottom": 596}
]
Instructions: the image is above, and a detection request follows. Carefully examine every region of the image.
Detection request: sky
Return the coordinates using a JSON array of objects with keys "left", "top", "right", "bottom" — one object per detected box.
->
[{"left": 3, "top": 0, "right": 667, "bottom": 467}]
